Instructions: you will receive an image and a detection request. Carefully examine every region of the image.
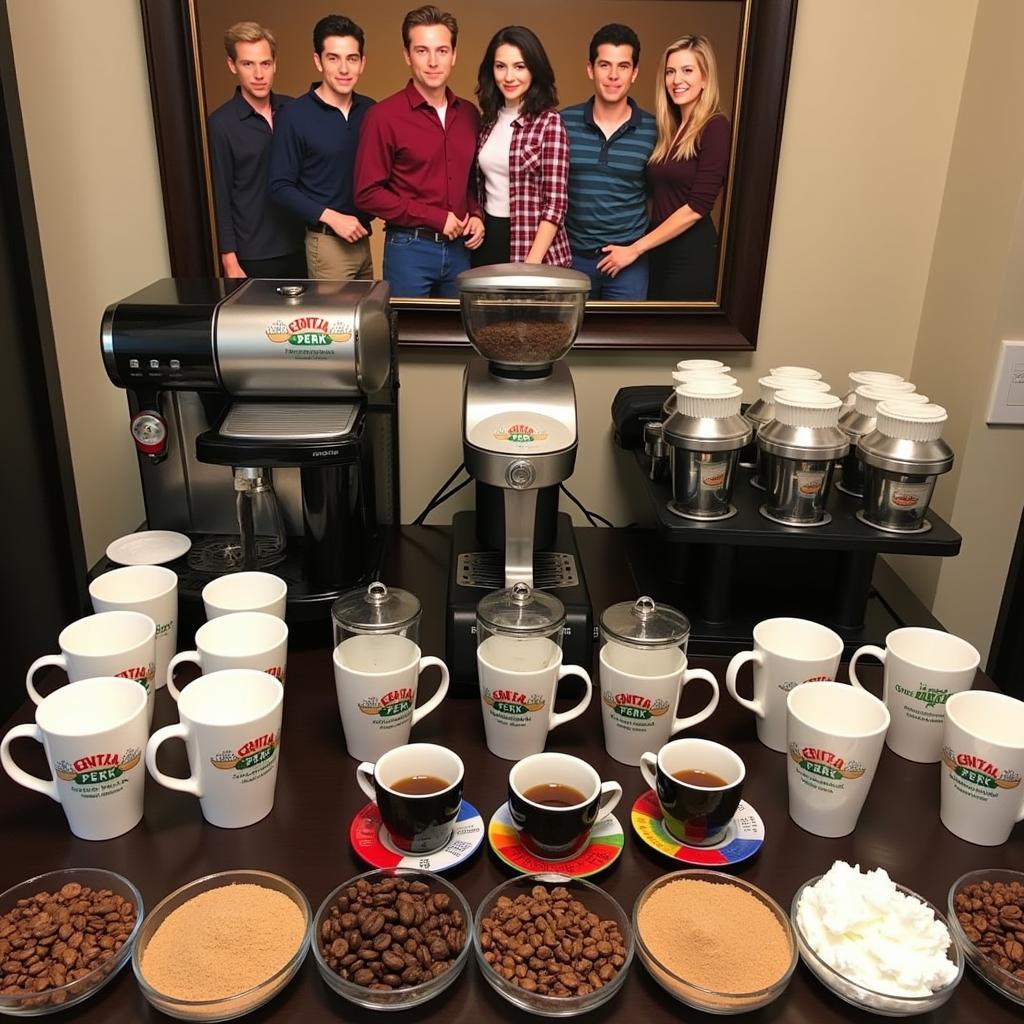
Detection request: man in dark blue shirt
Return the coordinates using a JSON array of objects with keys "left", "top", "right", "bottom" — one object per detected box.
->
[
  {"left": 269, "top": 15, "right": 374, "bottom": 280},
  {"left": 207, "top": 22, "right": 305, "bottom": 278}
]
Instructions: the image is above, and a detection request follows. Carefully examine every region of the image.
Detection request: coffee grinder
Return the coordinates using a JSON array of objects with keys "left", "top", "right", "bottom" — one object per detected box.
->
[
  {"left": 101, "top": 278, "right": 399, "bottom": 620},
  {"left": 445, "top": 264, "right": 592, "bottom": 686}
]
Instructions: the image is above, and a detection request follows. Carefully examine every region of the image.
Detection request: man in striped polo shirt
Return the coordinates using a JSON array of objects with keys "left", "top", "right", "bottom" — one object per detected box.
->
[{"left": 561, "top": 25, "right": 657, "bottom": 300}]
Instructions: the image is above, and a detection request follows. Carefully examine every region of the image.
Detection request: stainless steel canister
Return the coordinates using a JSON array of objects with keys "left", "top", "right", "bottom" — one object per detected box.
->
[
  {"left": 858, "top": 401, "right": 953, "bottom": 533},
  {"left": 837, "top": 384, "right": 926, "bottom": 497},
  {"left": 743, "top": 376, "right": 831, "bottom": 476},
  {"left": 841, "top": 369, "right": 905, "bottom": 409},
  {"left": 758, "top": 391, "right": 848, "bottom": 526},
  {"left": 664, "top": 379, "right": 752, "bottom": 520},
  {"left": 661, "top": 369, "right": 735, "bottom": 419}
]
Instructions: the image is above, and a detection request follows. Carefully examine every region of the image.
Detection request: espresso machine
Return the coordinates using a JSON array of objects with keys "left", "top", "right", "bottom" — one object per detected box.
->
[
  {"left": 445, "top": 264, "right": 592, "bottom": 686},
  {"left": 101, "top": 278, "right": 399, "bottom": 620}
]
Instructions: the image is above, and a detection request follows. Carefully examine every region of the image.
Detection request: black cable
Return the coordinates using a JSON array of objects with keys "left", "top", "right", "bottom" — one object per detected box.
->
[
  {"left": 559, "top": 483, "right": 615, "bottom": 528},
  {"left": 420, "top": 476, "right": 473, "bottom": 522},
  {"left": 412, "top": 463, "right": 467, "bottom": 525}
]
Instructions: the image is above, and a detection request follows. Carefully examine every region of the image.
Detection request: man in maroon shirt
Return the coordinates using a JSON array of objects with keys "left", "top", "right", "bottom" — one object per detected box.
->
[{"left": 354, "top": 5, "right": 484, "bottom": 298}]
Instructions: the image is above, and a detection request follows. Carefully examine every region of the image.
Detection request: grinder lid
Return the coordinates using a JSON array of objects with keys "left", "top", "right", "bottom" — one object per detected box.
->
[
  {"left": 476, "top": 582, "right": 566, "bottom": 637},
  {"left": 331, "top": 581, "right": 421, "bottom": 635},
  {"left": 600, "top": 596, "right": 691, "bottom": 650}
]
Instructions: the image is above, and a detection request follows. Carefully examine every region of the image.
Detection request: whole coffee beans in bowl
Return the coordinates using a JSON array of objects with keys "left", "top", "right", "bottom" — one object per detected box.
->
[
  {"left": 473, "top": 874, "right": 633, "bottom": 1016},
  {"left": 634, "top": 869, "right": 796, "bottom": 1014},
  {"left": 132, "top": 869, "right": 311, "bottom": 1021},
  {"left": 0, "top": 867, "right": 142, "bottom": 1017},
  {"left": 312, "top": 868, "right": 472, "bottom": 1010},
  {"left": 948, "top": 869, "right": 1024, "bottom": 1007}
]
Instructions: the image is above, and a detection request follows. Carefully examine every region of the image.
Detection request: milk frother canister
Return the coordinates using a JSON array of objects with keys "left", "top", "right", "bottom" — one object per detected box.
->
[
  {"left": 742, "top": 376, "right": 831, "bottom": 477},
  {"left": 857, "top": 401, "right": 953, "bottom": 533},
  {"left": 662, "top": 368, "right": 735, "bottom": 419},
  {"left": 664, "top": 379, "right": 752, "bottom": 520},
  {"left": 841, "top": 369, "right": 905, "bottom": 408},
  {"left": 758, "top": 390, "right": 848, "bottom": 527},
  {"left": 837, "top": 384, "right": 926, "bottom": 497}
]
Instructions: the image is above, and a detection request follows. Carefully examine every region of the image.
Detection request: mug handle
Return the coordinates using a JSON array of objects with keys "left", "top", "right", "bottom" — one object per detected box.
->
[
  {"left": 671, "top": 668, "right": 721, "bottom": 734},
  {"left": 145, "top": 724, "right": 202, "bottom": 796},
  {"left": 595, "top": 780, "right": 622, "bottom": 823},
  {"left": 166, "top": 651, "right": 201, "bottom": 701},
  {"left": 355, "top": 761, "right": 376, "bottom": 802},
  {"left": 548, "top": 665, "right": 593, "bottom": 732},
  {"left": 25, "top": 654, "right": 67, "bottom": 705},
  {"left": 411, "top": 657, "right": 449, "bottom": 726},
  {"left": 0, "top": 724, "right": 59, "bottom": 801},
  {"left": 639, "top": 751, "right": 658, "bottom": 791},
  {"left": 849, "top": 646, "right": 887, "bottom": 697},
  {"left": 725, "top": 650, "right": 764, "bottom": 717}
]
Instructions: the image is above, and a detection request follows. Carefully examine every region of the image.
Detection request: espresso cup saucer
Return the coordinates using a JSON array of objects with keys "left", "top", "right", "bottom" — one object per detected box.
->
[
  {"left": 350, "top": 799, "right": 485, "bottom": 872},
  {"left": 630, "top": 789, "right": 765, "bottom": 867},
  {"left": 487, "top": 801, "right": 624, "bottom": 879}
]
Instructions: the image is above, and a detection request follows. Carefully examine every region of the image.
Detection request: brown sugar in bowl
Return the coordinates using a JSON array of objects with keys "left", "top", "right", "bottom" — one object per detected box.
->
[{"left": 633, "top": 869, "right": 797, "bottom": 1014}]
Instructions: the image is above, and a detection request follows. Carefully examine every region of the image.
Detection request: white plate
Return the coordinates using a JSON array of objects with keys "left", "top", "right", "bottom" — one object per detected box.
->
[{"left": 106, "top": 531, "right": 191, "bottom": 566}]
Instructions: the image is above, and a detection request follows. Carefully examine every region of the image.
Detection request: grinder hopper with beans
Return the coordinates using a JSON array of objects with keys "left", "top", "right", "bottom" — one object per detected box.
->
[{"left": 446, "top": 264, "right": 593, "bottom": 689}]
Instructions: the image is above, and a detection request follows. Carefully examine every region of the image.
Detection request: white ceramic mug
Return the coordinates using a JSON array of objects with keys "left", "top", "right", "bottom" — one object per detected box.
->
[
  {"left": 940, "top": 691, "right": 1024, "bottom": 847},
  {"left": 477, "top": 635, "right": 592, "bottom": 761},
  {"left": 726, "top": 618, "right": 844, "bottom": 752},
  {"left": 145, "top": 669, "right": 284, "bottom": 829},
  {"left": 849, "top": 627, "right": 979, "bottom": 763},
  {"left": 333, "top": 634, "right": 449, "bottom": 761},
  {"left": 89, "top": 565, "right": 177, "bottom": 691},
  {"left": 599, "top": 642, "right": 719, "bottom": 766},
  {"left": 202, "top": 572, "right": 287, "bottom": 619},
  {"left": 166, "top": 612, "right": 289, "bottom": 700},
  {"left": 1, "top": 677, "right": 148, "bottom": 840},
  {"left": 25, "top": 611, "right": 157, "bottom": 727},
  {"left": 786, "top": 681, "right": 890, "bottom": 838}
]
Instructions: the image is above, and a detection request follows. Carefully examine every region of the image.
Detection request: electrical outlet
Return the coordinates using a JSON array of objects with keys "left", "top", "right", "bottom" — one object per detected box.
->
[{"left": 986, "top": 340, "right": 1024, "bottom": 425}]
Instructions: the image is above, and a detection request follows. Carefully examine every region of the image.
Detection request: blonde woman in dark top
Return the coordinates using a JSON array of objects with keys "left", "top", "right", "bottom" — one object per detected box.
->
[{"left": 597, "top": 35, "right": 730, "bottom": 300}]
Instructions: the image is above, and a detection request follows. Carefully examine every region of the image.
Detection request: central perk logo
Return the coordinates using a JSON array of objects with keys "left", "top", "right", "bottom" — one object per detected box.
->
[
  {"left": 265, "top": 316, "right": 352, "bottom": 347},
  {"left": 115, "top": 663, "right": 155, "bottom": 694},
  {"left": 494, "top": 423, "right": 549, "bottom": 444},
  {"left": 789, "top": 743, "right": 866, "bottom": 780},
  {"left": 55, "top": 748, "right": 142, "bottom": 785},
  {"left": 211, "top": 732, "right": 279, "bottom": 771},
  {"left": 358, "top": 688, "right": 414, "bottom": 718},
  {"left": 779, "top": 675, "right": 831, "bottom": 693},
  {"left": 602, "top": 691, "right": 669, "bottom": 721},
  {"left": 483, "top": 688, "right": 545, "bottom": 716},
  {"left": 942, "top": 748, "right": 1022, "bottom": 790}
]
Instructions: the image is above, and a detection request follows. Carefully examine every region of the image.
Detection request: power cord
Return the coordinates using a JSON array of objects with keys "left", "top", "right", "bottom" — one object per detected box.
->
[
  {"left": 413, "top": 463, "right": 470, "bottom": 525},
  {"left": 559, "top": 483, "right": 615, "bottom": 528}
]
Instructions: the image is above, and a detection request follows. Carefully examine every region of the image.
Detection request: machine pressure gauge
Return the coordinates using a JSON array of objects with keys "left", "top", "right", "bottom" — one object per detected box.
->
[{"left": 506, "top": 460, "right": 535, "bottom": 489}]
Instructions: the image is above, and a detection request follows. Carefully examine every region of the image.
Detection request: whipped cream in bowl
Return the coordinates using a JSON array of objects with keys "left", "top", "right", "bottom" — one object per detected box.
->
[{"left": 791, "top": 861, "right": 964, "bottom": 1015}]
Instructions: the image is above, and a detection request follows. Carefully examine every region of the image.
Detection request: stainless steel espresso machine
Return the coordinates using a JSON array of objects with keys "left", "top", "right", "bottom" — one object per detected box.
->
[
  {"left": 445, "top": 265, "right": 592, "bottom": 686},
  {"left": 101, "top": 278, "right": 399, "bottom": 620}
]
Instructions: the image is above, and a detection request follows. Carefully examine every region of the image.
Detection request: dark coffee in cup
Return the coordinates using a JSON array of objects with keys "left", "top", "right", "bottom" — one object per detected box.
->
[
  {"left": 508, "top": 752, "right": 621, "bottom": 860},
  {"left": 355, "top": 744, "right": 464, "bottom": 854},
  {"left": 672, "top": 769, "right": 727, "bottom": 787}
]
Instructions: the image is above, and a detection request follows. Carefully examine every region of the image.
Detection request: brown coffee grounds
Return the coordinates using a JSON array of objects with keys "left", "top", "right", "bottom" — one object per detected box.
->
[
  {"left": 637, "top": 879, "right": 791, "bottom": 997},
  {"left": 140, "top": 884, "right": 305, "bottom": 1002}
]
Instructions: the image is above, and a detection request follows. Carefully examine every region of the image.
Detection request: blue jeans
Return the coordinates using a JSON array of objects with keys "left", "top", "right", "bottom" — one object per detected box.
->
[
  {"left": 571, "top": 251, "right": 649, "bottom": 300},
  {"left": 383, "top": 231, "right": 470, "bottom": 298}
]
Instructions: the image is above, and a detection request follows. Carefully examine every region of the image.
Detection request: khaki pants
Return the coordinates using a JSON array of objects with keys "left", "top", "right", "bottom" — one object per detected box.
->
[{"left": 305, "top": 231, "right": 373, "bottom": 280}]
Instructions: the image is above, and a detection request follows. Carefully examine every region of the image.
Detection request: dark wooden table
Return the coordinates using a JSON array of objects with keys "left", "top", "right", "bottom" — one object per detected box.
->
[{"left": 2, "top": 527, "right": 1021, "bottom": 1022}]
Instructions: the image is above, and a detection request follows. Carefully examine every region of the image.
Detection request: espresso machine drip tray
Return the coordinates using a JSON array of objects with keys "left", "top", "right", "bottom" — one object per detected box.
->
[
  {"left": 187, "top": 534, "right": 287, "bottom": 572},
  {"left": 219, "top": 402, "right": 359, "bottom": 440},
  {"left": 457, "top": 550, "right": 578, "bottom": 590}
]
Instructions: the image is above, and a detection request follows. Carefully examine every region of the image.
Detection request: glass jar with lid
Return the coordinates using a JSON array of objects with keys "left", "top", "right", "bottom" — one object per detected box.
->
[
  {"left": 476, "top": 582, "right": 566, "bottom": 649},
  {"left": 331, "top": 581, "right": 422, "bottom": 648},
  {"left": 600, "top": 596, "right": 691, "bottom": 665}
]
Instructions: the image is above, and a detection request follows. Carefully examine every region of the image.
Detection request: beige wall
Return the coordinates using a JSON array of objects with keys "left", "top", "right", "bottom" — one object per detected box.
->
[{"left": 8, "top": 0, "right": 167, "bottom": 564}]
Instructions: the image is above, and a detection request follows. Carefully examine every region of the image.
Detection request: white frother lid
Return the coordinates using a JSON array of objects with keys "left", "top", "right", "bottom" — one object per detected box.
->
[
  {"left": 769, "top": 365, "right": 822, "bottom": 380},
  {"left": 675, "top": 359, "right": 727, "bottom": 373},
  {"left": 875, "top": 401, "right": 948, "bottom": 442},
  {"left": 774, "top": 389, "right": 843, "bottom": 428},
  {"left": 854, "top": 384, "right": 925, "bottom": 417},
  {"left": 759, "top": 375, "right": 830, "bottom": 401},
  {"left": 672, "top": 370, "right": 738, "bottom": 387},
  {"left": 847, "top": 370, "right": 904, "bottom": 392},
  {"left": 675, "top": 378, "right": 744, "bottom": 418}
]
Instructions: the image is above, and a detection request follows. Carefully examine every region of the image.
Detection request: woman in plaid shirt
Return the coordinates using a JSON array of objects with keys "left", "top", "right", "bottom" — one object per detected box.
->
[{"left": 472, "top": 26, "right": 571, "bottom": 267}]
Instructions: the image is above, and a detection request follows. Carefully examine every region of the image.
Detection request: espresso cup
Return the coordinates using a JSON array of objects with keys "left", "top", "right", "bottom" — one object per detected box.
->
[
  {"left": 940, "top": 691, "right": 1024, "bottom": 846},
  {"left": 166, "top": 612, "right": 289, "bottom": 700},
  {"left": 600, "top": 642, "right": 719, "bottom": 766},
  {"left": 639, "top": 737, "right": 745, "bottom": 846},
  {"left": 786, "top": 681, "right": 890, "bottom": 838},
  {"left": 25, "top": 611, "right": 157, "bottom": 727},
  {"left": 1, "top": 677, "right": 148, "bottom": 840},
  {"left": 333, "top": 635, "right": 449, "bottom": 761},
  {"left": 849, "top": 627, "right": 979, "bottom": 763},
  {"left": 508, "top": 752, "right": 622, "bottom": 860},
  {"left": 355, "top": 743, "right": 464, "bottom": 854},
  {"left": 145, "top": 669, "right": 284, "bottom": 828},
  {"left": 89, "top": 565, "right": 177, "bottom": 691},
  {"left": 477, "top": 635, "right": 592, "bottom": 761},
  {"left": 202, "top": 572, "right": 287, "bottom": 619},
  {"left": 725, "top": 617, "right": 844, "bottom": 752}
]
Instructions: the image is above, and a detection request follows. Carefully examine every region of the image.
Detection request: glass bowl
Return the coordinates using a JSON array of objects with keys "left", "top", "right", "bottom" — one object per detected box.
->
[
  {"left": 791, "top": 874, "right": 964, "bottom": 1016},
  {"left": 0, "top": 867, "right": 143, "bottom": 1017},
  {"left": 947, "top": 869, "right": 1024, "bottom": 1007},
  {"left": 633, "top": 869, "right": 797, "bottom": 1014},
  {"left": 311, "top": 868, "right": 471, "bottom": 1011},
  {"left": 473, "top": 873, "right": 633, "bottom": 1017},
  {"left": 131, "top": 869, "right": 310, "bottom": 1021}
]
